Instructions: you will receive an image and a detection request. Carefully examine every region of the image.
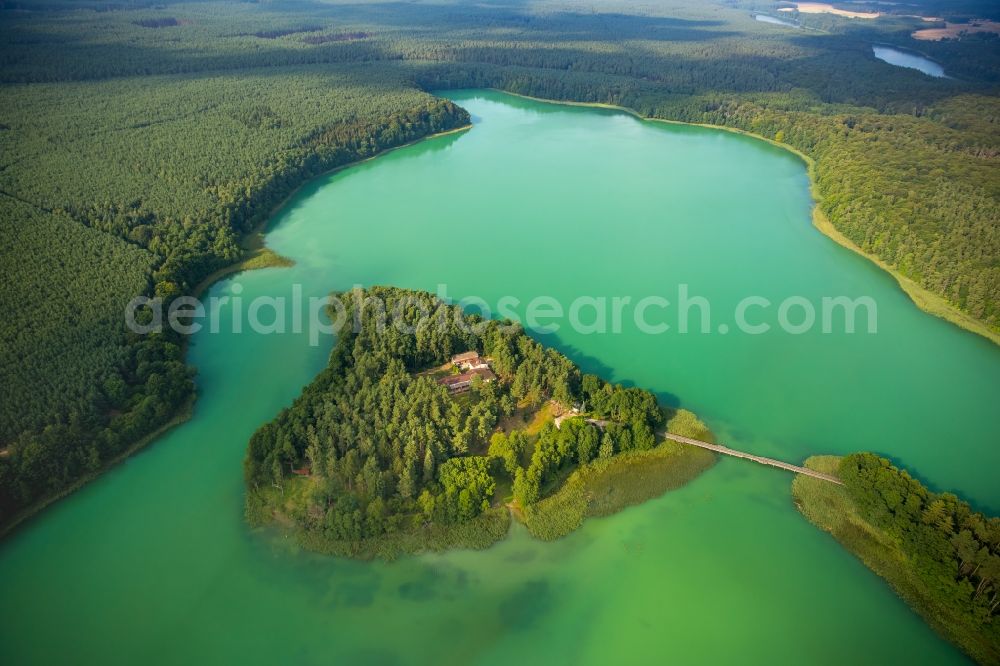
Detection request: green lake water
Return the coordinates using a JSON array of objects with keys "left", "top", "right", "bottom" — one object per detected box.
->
[{"left": 2, "top": 90, "right": 997, "bottom": 664}]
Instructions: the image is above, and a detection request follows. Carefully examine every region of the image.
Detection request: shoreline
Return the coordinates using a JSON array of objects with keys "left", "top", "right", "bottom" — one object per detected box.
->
[
  {"left": 793, "top": 455, "right": 999, "bottom": 663},
  {"left": 252, "top": 408, "right": 717, "bottom": 561},
  {"left": 191, "top": 121, "right": 473, "bottom": 301},
  {"left": 0, "top": 396, "right": 196, "bottom": 539},
  {"left": 491, "top": 89, "right": 999, "bottom": 346},
  {"left": 0, "top": 122, "right": 473, "bottom": 540},
  {"left": 871, "top": 41, "right": 946, "bottom": 66}
]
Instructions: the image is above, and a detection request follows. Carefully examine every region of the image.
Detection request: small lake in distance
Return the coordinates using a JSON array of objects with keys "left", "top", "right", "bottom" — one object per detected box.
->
[
  {"left": 754, "top": 14, "right": 799, "bottom": 28},
  {"left": 873, "top": 45, "right": 948, "bottom": 77}
]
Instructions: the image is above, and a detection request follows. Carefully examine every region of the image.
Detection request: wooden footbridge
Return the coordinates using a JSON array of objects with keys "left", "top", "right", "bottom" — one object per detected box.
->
[{"left": 661, "top": 433, "right": 843, "bottom": 485}]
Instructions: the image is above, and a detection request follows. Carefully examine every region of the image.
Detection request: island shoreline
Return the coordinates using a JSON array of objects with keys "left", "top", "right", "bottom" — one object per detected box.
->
[
  {"left": 253, "top": 423, "right": 718, "bottom": 560},
  {"left": 244, "top": 286, "right": 720, "bottom": 560}
]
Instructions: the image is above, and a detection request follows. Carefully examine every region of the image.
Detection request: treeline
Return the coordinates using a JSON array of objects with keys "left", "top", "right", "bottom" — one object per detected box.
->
[
  {"left": 244, "top": 287, "right": 664, "bottom": 550},
  {"left": 1, "top": 74, "right": 469, "bottom": 298},
  {"left": 840, "top": 453, "right": 1000, "bottom": 662},
  {"left": 4, "top": 0, "right": 997, "bottom": 95},
  {"left": 0, "top": 3, "right": 390, "bottom": 84},
  {"left": 682, "top": 95, "right": 999, "bottom": 327}
]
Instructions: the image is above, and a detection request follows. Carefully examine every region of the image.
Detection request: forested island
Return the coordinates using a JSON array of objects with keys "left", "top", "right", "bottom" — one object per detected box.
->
[
  {"left": 1, "top": 0, "right": 997, "bottom": 537},
  {"left": 244, "top": 287, "right": 715, "bottom": 558},
  {"left": 794, "top": 454, "right": 1000, "bottom": 664}
]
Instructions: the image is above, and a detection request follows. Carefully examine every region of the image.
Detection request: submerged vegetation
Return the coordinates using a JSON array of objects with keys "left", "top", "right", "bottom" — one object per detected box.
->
[
  {"left": 244, "top": 287, "right": 710, "bottom": 557},
  {"left": 1, "top": 0, "right": 998, "bottom": 530},
  {"left": 794, "top": 454, "right": 1000, "bottom": 664}
]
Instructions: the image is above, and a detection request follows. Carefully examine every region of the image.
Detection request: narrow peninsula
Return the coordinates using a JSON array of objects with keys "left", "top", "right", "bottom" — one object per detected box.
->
[{"left": 793, "top": 453, "right": 1000, "bottom": 664}]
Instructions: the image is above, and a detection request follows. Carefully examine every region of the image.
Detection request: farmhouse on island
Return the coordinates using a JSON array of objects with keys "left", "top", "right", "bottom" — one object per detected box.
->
[
  {"left": 438, "top": 352, "right": 496, "bottom": 393},
  {"left": 450, "top": 351, "right": 490, "bottom": 370}
]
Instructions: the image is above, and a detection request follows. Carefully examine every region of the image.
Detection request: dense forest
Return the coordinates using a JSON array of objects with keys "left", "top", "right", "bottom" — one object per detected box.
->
[
  {"left": 795, "top": 453, "right": 1000, "bottom": 664},
  {"left": 0, "top": 70, "right": 470, "bottom": 527},
  {"left": 0, "top": 198, "right": 193, "bottom": 512},
  {"left": 1, "top": 0, "right": 998, "bottom": 530},
  {"left": 244, "top": 287, "right": 668, "bottom": 556}
]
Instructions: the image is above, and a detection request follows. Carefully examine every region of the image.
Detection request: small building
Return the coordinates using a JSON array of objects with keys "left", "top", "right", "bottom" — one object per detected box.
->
[
  {"left": 438, "top": 367, "right": 497, "bottom": 393},
  {"left": 451, "top": 351, "right": 490, "bottom": 371}
]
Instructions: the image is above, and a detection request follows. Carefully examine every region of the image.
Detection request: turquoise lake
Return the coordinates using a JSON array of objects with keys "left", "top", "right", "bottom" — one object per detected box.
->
[{"left": 1, "top": 90, "right": 997, "bottom": 664}]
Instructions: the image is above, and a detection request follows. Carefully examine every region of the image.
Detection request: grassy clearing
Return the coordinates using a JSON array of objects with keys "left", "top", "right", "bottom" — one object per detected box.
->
[
  {"left": 415, "top": 361, "right": 453, "bottom": 380},
  {"left": 239, "top": 247, "right": 294, "bottom": 272},
  {"left": 793, "top": 456, "right": 997, "bottom": 664},
  {"left": 514, "top": 402, "right": 557, "bottom": 464},
  {"left": 524, "top": 403, "right": 557, "bottom": 434},
  {"left": 495, "top": 402, "right": 544, "bottom": 435}
]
